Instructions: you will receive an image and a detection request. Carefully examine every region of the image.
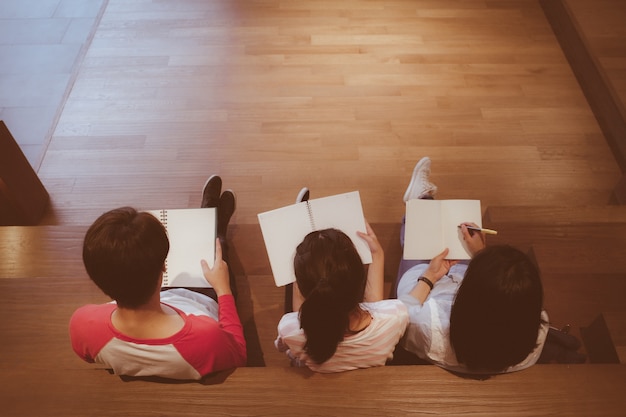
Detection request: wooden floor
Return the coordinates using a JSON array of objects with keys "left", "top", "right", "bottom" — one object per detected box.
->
[
  {"left": 2, "top": 0, "right": 626, "bottom": 415},
  {"left": 567, "top": 0, "right": 626, "bottom": 109},
  {"left": 36, "top": 0, "right": 622, "bottom": 227}
]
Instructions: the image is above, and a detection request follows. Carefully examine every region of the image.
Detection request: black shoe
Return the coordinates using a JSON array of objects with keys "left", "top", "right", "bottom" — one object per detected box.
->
[
  {"left": 217, "top": 190, "right": 236, "bottom": 237},
  {"left": 201, "top": 175, "right": 222, "bottom": 208}
]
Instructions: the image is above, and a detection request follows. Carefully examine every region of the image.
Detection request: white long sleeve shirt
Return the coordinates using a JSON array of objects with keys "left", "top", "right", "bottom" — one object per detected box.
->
[{"left": 397, "top": 263, "right": 549, "bottom": 375}]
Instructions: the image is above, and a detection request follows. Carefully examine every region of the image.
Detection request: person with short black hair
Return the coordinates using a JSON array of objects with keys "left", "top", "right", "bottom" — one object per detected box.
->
[
  {"left": 69, "top": 175, "right": 246, "bottom": 380},
  {"left": 275, "top": 190, "right": 409, "bottom": 372},
  {"left": 393, "top": 157, "right": 549, "bottom": 375}
]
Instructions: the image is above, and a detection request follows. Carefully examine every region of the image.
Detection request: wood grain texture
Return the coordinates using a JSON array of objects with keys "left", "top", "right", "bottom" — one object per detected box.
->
[
  {"left": 37, "top": 0, "right": 621, "bottom": 228},
  {"left": 2, "top": 0, "right": 626, "bottom": 415},
  {"left": 566, "top": 0, "right": 626, "bottom": 112},
  {"left": 1, "top": 275, "right": 624, "bottom": 415},
  {"left": 2, "top": 365, "right": 626, "bottom": 417},
  {"left": 0, "top": 226, "right": 86, "bottom": 278},
  {"left": 541, "top": 0, "right": 626, "bottom": 172}
]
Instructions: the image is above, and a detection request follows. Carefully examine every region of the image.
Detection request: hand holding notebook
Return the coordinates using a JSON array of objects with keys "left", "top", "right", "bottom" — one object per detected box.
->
[
  {"left": 147, "top": 207, "right": 217, "bottom": 288},
  {"left": 257, "top": 191, "right": 372, "bottom": 286},
  {"left": 403, "top": 199, "right": 483, "bottom": 260}
]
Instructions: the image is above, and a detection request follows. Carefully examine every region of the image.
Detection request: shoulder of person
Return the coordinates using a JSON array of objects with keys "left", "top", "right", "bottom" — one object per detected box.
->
[
  {"left": 70, "top": 303, "right": 115, "bottom": 323},
  {"left": 363, "top": 299, "right": 408, "bottom": 313},
  {"left": 277, "top": 311, "right": 301, "bottom": 333}
]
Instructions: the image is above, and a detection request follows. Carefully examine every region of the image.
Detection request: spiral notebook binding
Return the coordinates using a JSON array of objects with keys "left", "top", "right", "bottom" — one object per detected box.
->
[
  {"left": 159, "top": 209, "right": 170, "bottom": 286},
  {"left": 305, "top": 200, "right": 316, "bottom": 230}
]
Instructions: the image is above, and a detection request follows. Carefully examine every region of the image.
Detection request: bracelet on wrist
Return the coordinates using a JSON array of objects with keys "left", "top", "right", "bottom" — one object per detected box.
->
[{"left": 418, "top": 276, "right": 434, "bottom": 290}]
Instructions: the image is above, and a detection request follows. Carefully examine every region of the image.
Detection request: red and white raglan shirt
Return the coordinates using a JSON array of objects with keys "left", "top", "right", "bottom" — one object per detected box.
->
[{"left": 69, "top": 289, "right": 246, "bottom": 380}]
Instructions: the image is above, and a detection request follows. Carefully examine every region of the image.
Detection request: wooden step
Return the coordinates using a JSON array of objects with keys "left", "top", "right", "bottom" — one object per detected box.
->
[
  {"left": 529, "top": 241, "right": 626, "bottom": 275},
  {"left": 479, "top": 206, "right": 626, "bottom": 349},
  {"left": 0, "top": 225, "right": 86, "bottom": 278},
  {"left": 3, "top": 216, "right": 624, "bottom": 369},
  {"left": 5, "top": 208, "right": 624, "bottom": 279},
  {"left": 484, "top": 205, "right": 626, "bottom": 226},
  {"left": 2, "top": 232, "right": 626, "bottom": 417},
  {"left": 1, "top": 275, "right": 625, "bottom": 414},
  {"left": 2, "top": 364, "right": 626, "bottom": 416},
  {"left": 0, "top": 223, "right": 403, "bottom": 280},
  {"left": 483, "top": 205, "right": 626, "bottom": 273},
  {"left": 541, "top": 273, "right": 626, "bottom": 347}
]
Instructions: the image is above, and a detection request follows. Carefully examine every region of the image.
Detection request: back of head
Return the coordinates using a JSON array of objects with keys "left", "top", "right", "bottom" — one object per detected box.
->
[
  {"left": 82, "top": 207, "right": 169, "bottom": 308},
  {"left": 294, "top": 228, "right": 366, "bottom": 364},
  {"left": 450, "top": 245, "right": 544, "bottom": 372}
]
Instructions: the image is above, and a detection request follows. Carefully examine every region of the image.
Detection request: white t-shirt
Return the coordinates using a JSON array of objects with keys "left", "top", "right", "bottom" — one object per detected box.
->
[{"left": 275, "top": 299, "right": 409, "bottom": 373}]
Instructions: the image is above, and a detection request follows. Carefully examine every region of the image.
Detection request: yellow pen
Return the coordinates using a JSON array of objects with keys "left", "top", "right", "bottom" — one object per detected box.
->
[{"left": 458, "top": 225, "right": 498, "bottom": 235}]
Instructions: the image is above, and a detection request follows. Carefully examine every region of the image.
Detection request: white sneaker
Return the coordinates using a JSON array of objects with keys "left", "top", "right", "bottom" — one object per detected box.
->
[{"left": 403, "top": 157, "right": 437, "bottom": 202}]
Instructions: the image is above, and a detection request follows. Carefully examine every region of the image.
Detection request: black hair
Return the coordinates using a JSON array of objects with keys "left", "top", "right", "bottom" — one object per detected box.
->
[
  {"left": 449, "top": 245, "right": 544, "bottom": 372},
  {"left": 82, "top": 207, "right": 169, "bottom": 308},
  {"left": 295, "top": 228, "right": 366, "bottom": 364}
]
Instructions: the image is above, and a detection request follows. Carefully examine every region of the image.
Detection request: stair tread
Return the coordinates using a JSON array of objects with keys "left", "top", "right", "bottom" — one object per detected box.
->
[{"left": 485, "top": 205, "right": 626, "bottom": 225}]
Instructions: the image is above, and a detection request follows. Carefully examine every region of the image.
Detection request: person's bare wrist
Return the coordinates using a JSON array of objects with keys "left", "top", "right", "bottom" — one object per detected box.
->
[{"left": 214, "top": 286, "right": 232, "bottom": 297}]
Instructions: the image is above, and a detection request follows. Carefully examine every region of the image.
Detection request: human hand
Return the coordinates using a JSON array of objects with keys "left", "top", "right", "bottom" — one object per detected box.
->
[
  {"left": 459, "top": 222, "right": 486, "bottom": 257},
  {"left": 410, "top": 248, "right": 458, "bottom": 303},
  {"left": 423, "top": 248, "right": 458, "bottom": 284},
  {"left": 201, "top": 238, "right": 232, "bottom": 297},
  {"left": 358, "top": 221, "right": 385, "bottom": 302},
  {"left": 357, "top": 220, "right": 384, "bottom": 262}
]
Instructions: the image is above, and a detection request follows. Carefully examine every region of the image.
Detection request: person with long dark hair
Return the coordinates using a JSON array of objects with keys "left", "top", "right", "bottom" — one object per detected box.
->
[
  {"left": 275, "top": 191, "right": 409, "bottom": 372},
  {"left": 393, "top": 157, "right": 550, "bottom": 375}
]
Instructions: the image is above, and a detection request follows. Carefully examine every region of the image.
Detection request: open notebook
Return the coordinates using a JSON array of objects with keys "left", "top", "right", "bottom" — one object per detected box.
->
[
  {"left": 403, "top": 199, "right": 482, "bottom": 260},
  {"left": 257, "top": 191, "right": 372, "bottom": 287},
  {"left": 147, "top": 207, "right": 216, "bottom": 288}
]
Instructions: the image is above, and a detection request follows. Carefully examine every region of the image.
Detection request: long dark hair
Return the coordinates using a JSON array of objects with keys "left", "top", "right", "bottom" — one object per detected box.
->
[
  {"left": 450, "top": 245, "right": 544, "bottom": 372},
  {"left": 294, "top": 228, "right": 366, "bottom": 364}
]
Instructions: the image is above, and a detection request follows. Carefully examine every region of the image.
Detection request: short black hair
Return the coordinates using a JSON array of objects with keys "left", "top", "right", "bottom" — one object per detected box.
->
[
  {"left": 450, "top": 245, "right": 544, "bottom": 372},
  {"left": 82, "top": 207, "right": 169, "bottom": 308}
]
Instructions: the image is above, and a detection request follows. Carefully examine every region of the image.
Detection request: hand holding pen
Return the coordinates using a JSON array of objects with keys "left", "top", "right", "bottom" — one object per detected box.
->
[
  {"left": 458, "top": 222, "right": 488, "bottom": 257},
  {"left": 461, "top": 225, "right": 498, "bottom": 236}
]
